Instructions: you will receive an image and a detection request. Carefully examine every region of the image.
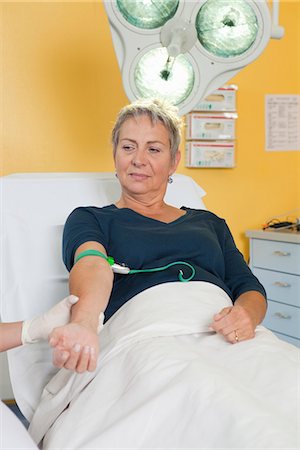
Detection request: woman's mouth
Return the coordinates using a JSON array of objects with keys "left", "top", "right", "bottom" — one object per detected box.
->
[{"left": 129, "top": 173, "right": 149, "bottom": 181}]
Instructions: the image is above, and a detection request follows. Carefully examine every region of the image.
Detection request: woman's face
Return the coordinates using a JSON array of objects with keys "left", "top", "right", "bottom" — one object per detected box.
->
[{"left": 114, "top": 115, "right": 180, "bottom": 199}]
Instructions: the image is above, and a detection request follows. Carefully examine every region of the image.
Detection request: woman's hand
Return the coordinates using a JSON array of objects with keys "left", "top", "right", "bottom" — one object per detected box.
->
[
  {"left": 210, "top": 291, "right": 267, "bottom": 344},
  {"left": 49, "top": 323, "right": 99, "bottom": 373},
  {"left": 210, "top": 304, "right": 255, "bottom": 344}
]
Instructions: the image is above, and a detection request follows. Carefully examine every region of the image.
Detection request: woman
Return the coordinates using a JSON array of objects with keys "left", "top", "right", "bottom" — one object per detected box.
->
[
  {"left": 50, "top": 98, "right": 267, "bottom": 373},
  {"left": 31, "top": 99, "right": 297, "bottom": 450}
]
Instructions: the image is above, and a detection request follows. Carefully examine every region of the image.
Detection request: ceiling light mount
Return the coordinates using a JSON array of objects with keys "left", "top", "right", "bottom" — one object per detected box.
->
[
  {"left": 104, "top": 0, "right": 284, "bottom": 115},
  {"left": 161, "top": 17, "right": 198, "bottom": 58}
]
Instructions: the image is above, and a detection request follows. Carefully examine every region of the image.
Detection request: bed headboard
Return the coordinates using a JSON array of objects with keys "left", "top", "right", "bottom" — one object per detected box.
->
[{"left": 0, "top": 172, "right": 206, "bottom": 420}]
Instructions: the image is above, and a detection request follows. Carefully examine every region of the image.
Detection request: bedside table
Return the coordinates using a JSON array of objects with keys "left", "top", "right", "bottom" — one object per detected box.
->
[{"left": 246, "top": 229, "right": 300, "bottom": 347}]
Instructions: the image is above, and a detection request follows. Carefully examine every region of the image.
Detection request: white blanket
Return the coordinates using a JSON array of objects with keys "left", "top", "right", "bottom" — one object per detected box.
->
[{"left": 29, "top": 282, "right": 299, "bottom": 449}]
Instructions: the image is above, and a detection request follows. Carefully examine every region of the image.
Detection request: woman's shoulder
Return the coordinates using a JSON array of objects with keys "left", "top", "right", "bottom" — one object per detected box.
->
[
  {"left": 65, "top": 205, "right": 117, "bottom": 224},
  {"left": 69, "top": 204, "right": 116, "bottom": 216}
]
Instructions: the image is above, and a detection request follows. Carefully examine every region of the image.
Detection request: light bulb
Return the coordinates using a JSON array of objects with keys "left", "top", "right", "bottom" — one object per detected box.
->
[
  {"left": 116, "top": 0, "right": 179, "bottom": 29},
  {"left": 196, "top": 0, "right": 259, "bottom": 58},
  {"left": 134, "top": 47, "right": 195, "bottom": 105}
]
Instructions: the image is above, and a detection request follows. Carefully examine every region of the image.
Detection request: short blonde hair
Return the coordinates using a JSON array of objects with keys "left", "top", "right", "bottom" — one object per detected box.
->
[{"left": 111, "top": 98, "right": 182, "bottom": 162}]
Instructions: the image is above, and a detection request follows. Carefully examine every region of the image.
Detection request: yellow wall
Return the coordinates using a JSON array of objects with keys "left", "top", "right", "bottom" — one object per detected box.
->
[{"left": 1, "top": 1, "right": 299, "bottom": 258}]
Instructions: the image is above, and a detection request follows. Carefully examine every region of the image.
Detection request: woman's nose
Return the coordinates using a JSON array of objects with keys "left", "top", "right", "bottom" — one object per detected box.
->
[{"left": 132, "top": 149, "right": 147, "bottom": 166}]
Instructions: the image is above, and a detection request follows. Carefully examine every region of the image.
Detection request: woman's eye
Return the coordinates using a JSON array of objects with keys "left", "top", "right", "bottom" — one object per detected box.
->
[
  {"left": 122, "top": 145, "right": 134, "bottom": 151},
  {"left": 149, "top": 147, "right": 160, "bottom": 153}
]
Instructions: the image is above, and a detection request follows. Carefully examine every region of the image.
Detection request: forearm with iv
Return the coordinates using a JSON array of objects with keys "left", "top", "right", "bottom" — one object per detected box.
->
[
  {"left": 49, "top": 256, "right": 113, "bottom": 372},
  {"left": 69, "top": 257, "right": 113, "bottom": 332}
]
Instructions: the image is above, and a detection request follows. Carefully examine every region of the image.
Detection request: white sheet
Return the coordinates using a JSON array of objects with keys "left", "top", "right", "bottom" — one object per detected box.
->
[{"left": 29, "top": 282, "right": 299, "bottom": 449}]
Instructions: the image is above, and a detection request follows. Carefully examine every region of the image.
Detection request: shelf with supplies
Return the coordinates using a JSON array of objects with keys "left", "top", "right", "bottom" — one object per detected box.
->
[
  {"left": 185, "top": 85, "right": 237, "bottom": 168},
  {"left": 185, "top": 141, "right": 235, "bottom": 168},
  {"left": 246, "top": 229, "right": 300, "bottom": 348}
]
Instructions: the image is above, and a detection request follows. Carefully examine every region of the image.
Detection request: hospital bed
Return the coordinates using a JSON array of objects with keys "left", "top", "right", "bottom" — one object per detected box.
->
[
  {"left": 0, "top": 171, "right": 206, "bottom": 421},
  {"left": 1, "top": 172, "right": 298, "bottom": 449}
]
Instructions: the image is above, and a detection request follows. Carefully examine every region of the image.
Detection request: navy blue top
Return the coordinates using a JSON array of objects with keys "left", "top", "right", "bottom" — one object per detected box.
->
[{"left": 63, "top": 205, "right": 266, "bottom": 321}]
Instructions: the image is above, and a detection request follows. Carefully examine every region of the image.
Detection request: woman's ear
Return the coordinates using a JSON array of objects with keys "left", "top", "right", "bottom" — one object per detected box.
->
[{"left": 172, "top": 150, "right": 181, "bottom": 172}]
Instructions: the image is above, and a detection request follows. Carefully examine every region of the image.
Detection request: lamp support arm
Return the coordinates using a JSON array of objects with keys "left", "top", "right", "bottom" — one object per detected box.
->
[{"left": 271, "top": 0, "right": 285, "bottom": 39}]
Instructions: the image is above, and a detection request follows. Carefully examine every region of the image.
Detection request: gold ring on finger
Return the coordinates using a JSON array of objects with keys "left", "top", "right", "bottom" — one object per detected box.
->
[{"left": 234, "top": 330, "right": 239, "bottom": 342}]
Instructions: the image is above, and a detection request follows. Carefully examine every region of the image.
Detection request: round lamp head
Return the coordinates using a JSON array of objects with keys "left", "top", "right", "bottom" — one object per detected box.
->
[
  {"left": 133, "top": 47, "right": 195, "bottom": 105},
  {"left": 116, "top": 0, "right": 179, "bottom": 29},
  {"left": 196, "top": 0, "right": 259, "bottom": 58}
]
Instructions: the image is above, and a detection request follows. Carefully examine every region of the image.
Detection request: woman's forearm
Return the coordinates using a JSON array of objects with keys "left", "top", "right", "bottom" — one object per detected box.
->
[
  {"left": 49, "top": 254, "right": 113, "bottom": 372},
  {"left": 234, "top": 290, "right": 267, "bottom": 327},
  {"left": 69, "top": 258, "right": 113, "bottom": 332}
]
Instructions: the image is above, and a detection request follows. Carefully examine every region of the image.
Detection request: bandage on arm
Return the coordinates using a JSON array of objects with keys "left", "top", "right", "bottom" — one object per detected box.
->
[{"left": 21, "top": 295, "right": 104, "bottom": 345}]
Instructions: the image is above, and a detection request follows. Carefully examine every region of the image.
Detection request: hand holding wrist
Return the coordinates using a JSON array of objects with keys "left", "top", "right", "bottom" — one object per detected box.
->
[{"left": 21, "top": 295, "right": 79, "bottom": 344}]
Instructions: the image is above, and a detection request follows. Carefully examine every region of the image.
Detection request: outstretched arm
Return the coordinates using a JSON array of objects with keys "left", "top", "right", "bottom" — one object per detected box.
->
[{"left": 49, "top": 241, "right": 113, "bottom": 373}]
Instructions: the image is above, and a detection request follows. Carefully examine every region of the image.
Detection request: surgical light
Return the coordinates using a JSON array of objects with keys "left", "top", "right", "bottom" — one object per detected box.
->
[
  {"left": 104, "top": 0, "right": 284, "bottom": 115},
  {"left": 116, "top": 0, "right": 179, "bottom": 29},
  {"left": 134, "top": 48, "right": 195, "bottom": 105},
  {"left": 196, "top": 0, "right": 259, "bottom": 58}
]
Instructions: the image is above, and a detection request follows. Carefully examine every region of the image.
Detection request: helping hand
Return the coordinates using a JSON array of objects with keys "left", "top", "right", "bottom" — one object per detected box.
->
[
  {"left": 210, "top": 304, "right": 256, "bottom": 344},
  {"left": 21, "top": 295, "right": 79, "bottom": 344},
  {"left": 49, "top": 322, "right": 99, "bottom": 373}
]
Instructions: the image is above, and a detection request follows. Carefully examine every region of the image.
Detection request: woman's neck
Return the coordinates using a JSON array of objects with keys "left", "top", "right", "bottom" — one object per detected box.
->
[
  {"left": 115, "top": 193, "right": 185, "bottom": 224},
  {"left": 115, "top": 193, "right": 167, "bottom": 215}
]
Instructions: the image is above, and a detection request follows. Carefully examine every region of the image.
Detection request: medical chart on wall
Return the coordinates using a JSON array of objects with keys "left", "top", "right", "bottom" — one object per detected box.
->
[{"left": 265, "top": 95, "right": 300, "bottom": 151}]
